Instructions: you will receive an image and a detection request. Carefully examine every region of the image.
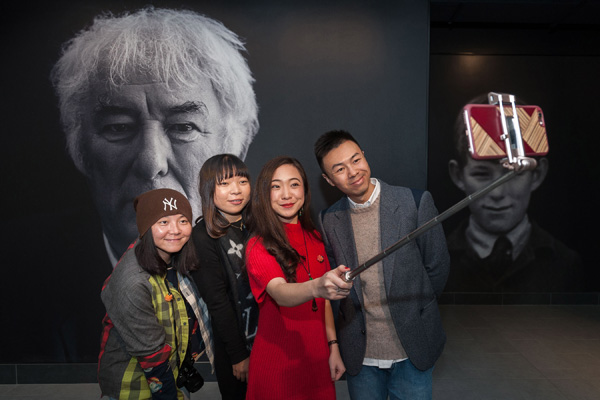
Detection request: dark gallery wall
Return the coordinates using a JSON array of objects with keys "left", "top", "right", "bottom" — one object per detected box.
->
[
  {"left": 0, "top": 0, "right": 430, "bottom": 371},
  {"left": 428, "top": 3, "right": 600, "bottom": 300},
  {"left": 2, "top": 0, "right": 598, "bottom": 380},
  {"left": 240, "top": 2, "right": 432, "bottom": 203}
]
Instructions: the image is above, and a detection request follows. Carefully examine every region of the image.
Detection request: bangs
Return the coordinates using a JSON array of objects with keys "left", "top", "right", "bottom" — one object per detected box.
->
[{"left": 215, "top": 156, "right": 250, "bottom": 183}]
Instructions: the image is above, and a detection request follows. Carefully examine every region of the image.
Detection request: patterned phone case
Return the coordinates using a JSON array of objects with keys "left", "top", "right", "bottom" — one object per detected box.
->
[{"left": 463, "top": 104, "right": 549, "bottom": 159}]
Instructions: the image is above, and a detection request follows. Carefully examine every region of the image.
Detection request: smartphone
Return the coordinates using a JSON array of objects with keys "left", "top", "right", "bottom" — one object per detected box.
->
[{"left": 463, "top": 104, "right": 549, "bottom": 159}]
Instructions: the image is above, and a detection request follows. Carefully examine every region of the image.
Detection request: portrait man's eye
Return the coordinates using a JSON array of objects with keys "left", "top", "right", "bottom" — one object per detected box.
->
[
  {"left": 166, "top": 122, "right": 209, "bottom": 142},
  {"left": 99, "top": 123, "right": 138, "bottom": 142}
]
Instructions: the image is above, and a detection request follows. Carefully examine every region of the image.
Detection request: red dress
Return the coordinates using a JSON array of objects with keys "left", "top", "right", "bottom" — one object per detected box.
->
[{"left": 245, "top": 223, "right": 336, "bottom": 400}]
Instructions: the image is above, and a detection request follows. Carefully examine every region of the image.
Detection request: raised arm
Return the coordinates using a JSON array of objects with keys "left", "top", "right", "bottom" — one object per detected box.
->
[{"left": 265, "top": 265, "right": 352, "bottom": 307}]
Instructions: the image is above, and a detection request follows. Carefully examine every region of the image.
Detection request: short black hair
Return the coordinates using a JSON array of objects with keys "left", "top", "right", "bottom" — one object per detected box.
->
[
  {"left": 197, "top": 153, "right": 250, "bottom": 238},
  {"left": 314, "top": 130, "right": 360, "bottom": 173}
]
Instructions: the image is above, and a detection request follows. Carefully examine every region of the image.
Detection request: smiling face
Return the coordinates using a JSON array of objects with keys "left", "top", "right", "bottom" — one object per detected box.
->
[
  {"left": 151, "top": 214, "right": 192, "bottom": 263},
  {"left": 321, "top": 140, "right": 374, "bottom": 204},
  {"left": 80, "top": 77, "right": 250, "bottom": 257},
  {"left": 270, "top": 164, "right": 305, "bottom": 224},
  {"left": 451, "top": 158, "right": 537, "bottom": 234},
  {"left": 213, "top": 174, "right": 251, "bottom": 223}
]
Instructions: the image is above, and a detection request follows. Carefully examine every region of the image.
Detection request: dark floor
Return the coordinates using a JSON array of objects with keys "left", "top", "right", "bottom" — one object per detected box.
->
[
  {"left": 434, "top": 304, "right": 600, "bottom": 400},
  {"left": 2, "top": 305, "right": 599, "bottom": 399}
]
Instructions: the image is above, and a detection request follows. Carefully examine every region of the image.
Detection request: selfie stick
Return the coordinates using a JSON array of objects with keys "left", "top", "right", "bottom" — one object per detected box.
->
[{"left": 344, "top": 92, "right": 538, "bottom": 282}]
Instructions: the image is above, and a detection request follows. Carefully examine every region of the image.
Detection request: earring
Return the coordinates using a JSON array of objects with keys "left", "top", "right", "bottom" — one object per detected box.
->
[{"left": 299, "top": 207, "right": 303, "bottom": 217}]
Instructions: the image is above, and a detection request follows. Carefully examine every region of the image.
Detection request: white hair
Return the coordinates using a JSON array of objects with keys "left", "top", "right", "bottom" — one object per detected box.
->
[{"left": 51, "top": 7, "right": 258, "bottom": 172}]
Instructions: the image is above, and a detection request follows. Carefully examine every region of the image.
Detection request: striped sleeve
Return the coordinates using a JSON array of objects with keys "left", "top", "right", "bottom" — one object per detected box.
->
[{"left": 137, "top": 344, "right": 172, "bottom": 369}]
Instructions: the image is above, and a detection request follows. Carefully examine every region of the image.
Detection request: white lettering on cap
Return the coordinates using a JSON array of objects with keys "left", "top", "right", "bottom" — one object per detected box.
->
[{"left": 163, "top": 197, "right": 178, "bottom": 211}]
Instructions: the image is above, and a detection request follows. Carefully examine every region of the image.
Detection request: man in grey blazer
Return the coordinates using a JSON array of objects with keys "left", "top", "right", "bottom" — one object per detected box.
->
[{"left": 314, "top": 130, "right": 450, "bottom": 400}]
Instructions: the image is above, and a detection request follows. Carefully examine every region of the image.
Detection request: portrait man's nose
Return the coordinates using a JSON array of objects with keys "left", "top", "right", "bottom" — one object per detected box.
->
[{"left": 133, "top": 123, "right": 173, "bottom": 180}]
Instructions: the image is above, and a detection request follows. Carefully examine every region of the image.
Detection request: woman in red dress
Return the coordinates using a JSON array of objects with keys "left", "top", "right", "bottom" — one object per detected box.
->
[{"left": 245, "top": 156, "right": 353, "bottom": 400}]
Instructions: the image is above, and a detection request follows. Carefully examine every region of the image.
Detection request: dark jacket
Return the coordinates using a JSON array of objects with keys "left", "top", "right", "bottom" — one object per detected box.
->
[
  {"left": 444, "top": 219, "right": 585, "bottom": 293},
  {"left": 318, "top": 181, "right": 450, "bottom": 374},
  {"left": 191, "top": 219, "right": 255, "bottom": 365}
]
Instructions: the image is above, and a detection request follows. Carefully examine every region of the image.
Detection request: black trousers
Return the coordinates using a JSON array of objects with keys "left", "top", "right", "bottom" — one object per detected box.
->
[{"left": 213, "top": 335, "right": 247, "bottom": 400}]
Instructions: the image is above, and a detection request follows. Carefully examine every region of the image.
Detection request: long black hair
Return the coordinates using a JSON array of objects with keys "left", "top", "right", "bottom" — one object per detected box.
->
[
  {"left": 135, "top": 227, "right": 198, "bottom": 275},
  {"left": 246, "top": 156, "right": 317, "bottom": 282}
]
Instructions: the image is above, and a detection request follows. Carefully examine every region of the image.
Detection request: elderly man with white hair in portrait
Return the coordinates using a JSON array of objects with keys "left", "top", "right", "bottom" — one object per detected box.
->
[
  {"left": 51, "top": 6, "right": 259, "bottom": 265},
  {"left": 3, "top": 7, "right": 258, "bottom": 365}
]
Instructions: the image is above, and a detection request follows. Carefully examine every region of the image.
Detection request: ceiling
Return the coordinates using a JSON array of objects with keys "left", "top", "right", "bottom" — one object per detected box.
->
[{"left": 430, "top": 0, "right": 600, "bottom": 29}]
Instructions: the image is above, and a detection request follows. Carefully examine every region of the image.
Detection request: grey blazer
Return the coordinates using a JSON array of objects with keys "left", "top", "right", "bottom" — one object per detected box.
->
[{"left": 318, "top": 181, "right": 450, "bottom": 374}]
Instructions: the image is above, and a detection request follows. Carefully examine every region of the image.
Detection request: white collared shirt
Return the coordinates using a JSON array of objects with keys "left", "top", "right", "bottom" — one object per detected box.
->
[
  {"left": 466, "top": 214, "right": 531, "bottom": 260},
  {"left": 103, "top": 233, "right": 120, "bottom": 268},
  {"left": 348, "top": 178, "right": 380, "bottom": 209}
]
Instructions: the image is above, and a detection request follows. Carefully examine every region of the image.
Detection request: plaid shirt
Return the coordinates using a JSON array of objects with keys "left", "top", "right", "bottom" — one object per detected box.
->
[
  {"left": 98, "top": 242, "right": 214, "bottom": 399},
  {"left": 178, "top": 274, "right": 214, "bottom": 370}
]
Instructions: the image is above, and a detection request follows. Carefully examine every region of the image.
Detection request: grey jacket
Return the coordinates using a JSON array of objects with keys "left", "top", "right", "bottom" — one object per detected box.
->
[{"left": 318, "top": 181, "right": 450, "bottom": 374}]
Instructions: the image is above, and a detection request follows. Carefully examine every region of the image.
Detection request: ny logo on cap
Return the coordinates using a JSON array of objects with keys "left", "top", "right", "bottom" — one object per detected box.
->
[{"left": 163, "top": 197, "right": 178, "bottom": 211}]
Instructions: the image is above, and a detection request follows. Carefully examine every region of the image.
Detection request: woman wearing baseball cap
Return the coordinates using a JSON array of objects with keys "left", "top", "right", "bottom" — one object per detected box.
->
[{"left": 98, "top": 188, "right": 213, "bottom": 399}]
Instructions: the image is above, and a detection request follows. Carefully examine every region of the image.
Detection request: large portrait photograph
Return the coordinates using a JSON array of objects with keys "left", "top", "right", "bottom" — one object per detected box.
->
[
  {"left": 3, "top": 0, "right": 430, "bottom": 365},
  {"left": 2, "top": 1, "right": 598, "bottom": 398},
  {"left": 427, "top": 10, "right": 600, "bottom": 302}
]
